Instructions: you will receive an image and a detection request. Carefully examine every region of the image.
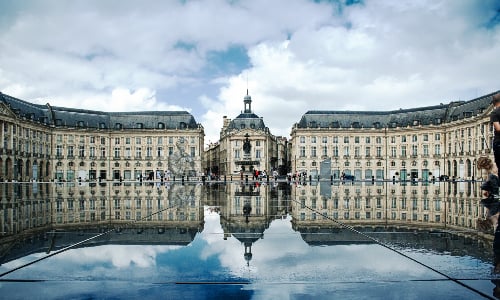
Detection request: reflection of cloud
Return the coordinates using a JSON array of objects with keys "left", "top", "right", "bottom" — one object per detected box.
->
[
  {"left": 198, "top": 212, "right": 442, "bottom": 283},
  {"left": 65, "top": 245, "right": 169, "bottom": 268},
  {"left": 58, "top": 245, "right": 182, "bottom": 268}
]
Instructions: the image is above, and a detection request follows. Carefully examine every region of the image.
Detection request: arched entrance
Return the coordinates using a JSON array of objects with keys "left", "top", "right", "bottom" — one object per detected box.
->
[
  {"left": 46, "top": 161, "right": 51, "bottom": 181},
  {"left": 25, "top": 160, "right": 31, "bottom": 181},
  {"left": 32, "top": 161, "right": 38, "bottom": 181},
  {"left": 16, "top": 158, "right": 23, "bottom": 181},
  {"left": 5, "top": 157, "right": 12, "bottom": 180}
]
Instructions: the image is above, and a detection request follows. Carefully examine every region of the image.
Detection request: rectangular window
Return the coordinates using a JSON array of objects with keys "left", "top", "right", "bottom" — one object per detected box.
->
[
  {"left": 256, "top": 149, "right": 261, "bottom": 158},
  {"left": 190, "top": 147, "right": 195, "bottom": 157},
  {"left": 343, "top": 146, "right": 349, "bottom": 156},
  {"left": 79, "top": 145, "right": 85, "bottom": 157},
  {"left": 434, "top": 144, "right": 441, "bottom": 155},
  {"left": 67, "top": 145, "right": 74, "bottom": 157},
  {"left": 300, "top": 146, "right": 306, "bottom": 157},
  {"left": 311, "top": 146, "right": 316, "bottom": 157},
  {"left": 114, "top": 147, "right": 120, "bottom": 158}
]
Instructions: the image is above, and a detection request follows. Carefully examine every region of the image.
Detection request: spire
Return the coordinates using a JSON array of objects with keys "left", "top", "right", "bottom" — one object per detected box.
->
[{"left": 243, "top": 90, "right": 252, "bottom": 114}]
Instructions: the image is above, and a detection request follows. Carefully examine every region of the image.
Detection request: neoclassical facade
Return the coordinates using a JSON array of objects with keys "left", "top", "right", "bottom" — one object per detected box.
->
[
  {"left": 0, "top": 93, "right": 204, "bottom": 182},
  {"left": 2, "top": 90, "right": 500, "bottom": 183},
  {"left": 205, "top": 91, "right": 287, "bottom": 178},
  {"left": 290, "top": 91, "right": 499, "bottom": 181}
]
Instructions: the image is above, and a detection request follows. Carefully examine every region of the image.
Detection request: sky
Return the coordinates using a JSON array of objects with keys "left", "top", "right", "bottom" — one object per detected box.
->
[{"left": 0, "top": 0, "right": 499, "bottom": 145}]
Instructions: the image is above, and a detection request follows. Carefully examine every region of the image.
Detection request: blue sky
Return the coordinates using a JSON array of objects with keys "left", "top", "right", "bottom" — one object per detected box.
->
[{"left": 0, "top": 0, "right": 499, "bottom": 144}]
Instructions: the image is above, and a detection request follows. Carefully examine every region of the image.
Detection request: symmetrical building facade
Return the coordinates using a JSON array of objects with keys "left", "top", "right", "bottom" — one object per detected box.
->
[
  {"left": 290, "top": 91, "right": 499, "bottom": 181},
  {"left": 0, "top": 93, "right": 204, "bottom": 182},
  {"left": 1, "top": 90, "right": 499, "bottom": 182},
  {"left": 204, "top": 91, "right": 287, "bottom": 179}
]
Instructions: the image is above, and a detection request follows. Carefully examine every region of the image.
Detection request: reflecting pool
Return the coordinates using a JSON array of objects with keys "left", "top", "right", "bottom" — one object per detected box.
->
[{"left": 0, "top": 180, "right": 499, "bottom": 299}]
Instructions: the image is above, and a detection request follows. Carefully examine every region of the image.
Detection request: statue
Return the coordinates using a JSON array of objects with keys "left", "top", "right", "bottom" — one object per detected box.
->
[{"left": 243, "top": 134, "right": 251, "bottom": 154}]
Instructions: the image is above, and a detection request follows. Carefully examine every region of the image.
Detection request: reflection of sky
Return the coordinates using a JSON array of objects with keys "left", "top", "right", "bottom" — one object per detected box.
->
[{"left": 0, "top": 206, "right": 496, "bottom": 299}]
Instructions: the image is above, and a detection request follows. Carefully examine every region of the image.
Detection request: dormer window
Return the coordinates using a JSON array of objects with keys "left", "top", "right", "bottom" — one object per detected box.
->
[
  {"left": 179, "top": 122, "right": 186, "bottom": 129},
  {"left": 99, "top": 122, "right": 106, "bottom": 129},
  {"left": 413, "top": 120, "right": 419, "bottom": 126},
  {"left": 332, "top": 121, "right": 340, "bottom": 128},
  {"left": 136, "top": 123, "right": 143, "bottom": 129},
  {"left": 158, "top": 122, "right": 165, "bottom": 129},
  {"left": 115, "top": 123, "right": 122, "bottom": 129},
  {"left": 434, "top": 118, "right": 441, "bottom": 124},
  {"left": 77, "top": 120, "right": 84, "bottom": 127}
]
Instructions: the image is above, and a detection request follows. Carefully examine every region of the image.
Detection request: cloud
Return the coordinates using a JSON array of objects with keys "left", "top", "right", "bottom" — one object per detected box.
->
[{"left": 0, "top": 0, "right": 499, "bottom": 145}]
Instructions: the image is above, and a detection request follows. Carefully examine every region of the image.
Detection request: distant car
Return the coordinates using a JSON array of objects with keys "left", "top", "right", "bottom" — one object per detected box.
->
[{"left": 343, "top": 174, "right": 355, "bottom": 181}]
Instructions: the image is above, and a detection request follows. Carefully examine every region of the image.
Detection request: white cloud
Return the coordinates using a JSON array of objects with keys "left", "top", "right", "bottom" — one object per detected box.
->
[{"left": 0, "top": 0, "right": 499, "bottom": 145}]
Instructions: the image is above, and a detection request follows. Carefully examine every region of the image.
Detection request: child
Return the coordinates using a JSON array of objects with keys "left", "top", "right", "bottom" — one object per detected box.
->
[{"left": 476, "top": 156, "right": 500, "bottom": 232}]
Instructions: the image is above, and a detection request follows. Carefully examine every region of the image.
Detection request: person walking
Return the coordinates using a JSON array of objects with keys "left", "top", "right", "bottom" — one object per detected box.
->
[{"left": 490, "top": 93, "right": 500, "bottom": 172}]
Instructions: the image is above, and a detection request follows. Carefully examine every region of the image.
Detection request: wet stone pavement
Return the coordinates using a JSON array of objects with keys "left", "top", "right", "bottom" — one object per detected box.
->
[{"left": 0, "top": 180, "right": 499, "bottom": 299}]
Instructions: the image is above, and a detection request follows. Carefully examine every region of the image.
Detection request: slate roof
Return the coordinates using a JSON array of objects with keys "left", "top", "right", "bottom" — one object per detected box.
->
[
  {"left": 296, "top": 91, "right": 498, "bottom": 129},
  {"left": 0, "top": 92, "right": 200, "bottom": 130},
  {"left": 226, "top": 112, "right": 267, "bottom": 131}
]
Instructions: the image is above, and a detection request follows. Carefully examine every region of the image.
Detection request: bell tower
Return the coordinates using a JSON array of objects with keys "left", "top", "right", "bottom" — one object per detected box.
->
[{"left": 244, "top": 89, "right": 252, "bottom": 114}]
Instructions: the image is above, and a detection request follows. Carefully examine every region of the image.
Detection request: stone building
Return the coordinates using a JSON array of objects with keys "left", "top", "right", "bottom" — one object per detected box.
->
[
  {"left": 208, "top": 91, "right": 281, "bottom": 178},
  {"left": 290, "top": 91, "right": 499, "bottom": 181},
  {"left": 0, "top": 92, "right": 204, "bottom": 182}
]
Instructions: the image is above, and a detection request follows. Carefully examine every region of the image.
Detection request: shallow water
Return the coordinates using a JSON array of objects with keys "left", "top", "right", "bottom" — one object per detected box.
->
[{"left": 0, "top": 180, "right": 498, "bottom": 299}]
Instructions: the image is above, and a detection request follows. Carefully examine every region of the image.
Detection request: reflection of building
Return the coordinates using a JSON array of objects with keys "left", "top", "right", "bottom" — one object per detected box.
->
[
  {"left": 290, "top": 91, "right": 499, "bottom": 182},
  {"left": 0, "top": 180, "right": 495, "bottom": 266},
  {"left": 0, "top": 93, "right": 204, "bottom": 182},
  {"left": 0, "top": 183, "right": 204, "bottom": 240},
  {"left": 217, "top": 182, "right": 289, "bottom": 265},
  {"left": 295, "top": 225, "right": 491, "bottom": 262},
  {"left": 290, "top": 181, "right": 484, "bottom": 232}
]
